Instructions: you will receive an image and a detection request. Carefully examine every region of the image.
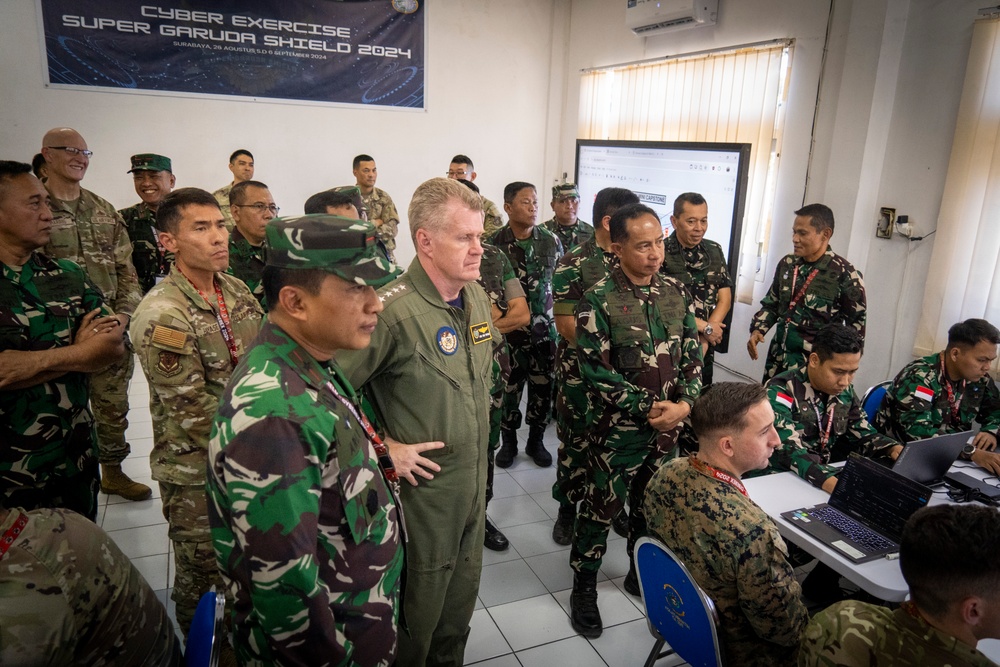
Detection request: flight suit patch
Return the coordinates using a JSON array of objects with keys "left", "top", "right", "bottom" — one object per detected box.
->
[
  {"left": 470, "top": 322, "right": 492, "bottom": 345},
  {"left": 437, "top": 326, "right": 458, "bottom": 355},
  {"left": 156, "top": 351, "right": 182, "bottom": 377}
]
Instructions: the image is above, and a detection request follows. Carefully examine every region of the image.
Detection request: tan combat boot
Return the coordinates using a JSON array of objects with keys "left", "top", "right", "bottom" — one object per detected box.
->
[{"left": 100, "top": 463, "right": 152, "bottom": 501}]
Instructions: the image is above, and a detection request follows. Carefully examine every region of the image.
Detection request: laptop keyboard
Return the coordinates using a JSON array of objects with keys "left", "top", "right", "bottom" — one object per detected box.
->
[{"left": 812, "top": 506, "right": 894, "bottom": 553}]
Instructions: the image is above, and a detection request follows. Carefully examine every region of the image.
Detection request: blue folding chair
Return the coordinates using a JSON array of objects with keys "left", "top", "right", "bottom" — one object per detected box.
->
[
  {"left": 186, "top": 586, "right": 225, "bottom": 667},
  {"left": 861, "top": 381, "right": 891, "bottom": 422},
  {"left": 634, "top": 537, "right": 723, "bottom": 667}
]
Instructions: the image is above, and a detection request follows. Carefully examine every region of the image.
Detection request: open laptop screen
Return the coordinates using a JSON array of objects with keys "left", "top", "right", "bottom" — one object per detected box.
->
[{"left": 830, "top": 455, "right": 931, "bottom": 543}]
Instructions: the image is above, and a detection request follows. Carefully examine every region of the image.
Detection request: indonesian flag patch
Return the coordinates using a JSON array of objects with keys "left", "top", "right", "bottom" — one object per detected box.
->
[
  {"left": 775, "top": 392, "right": 794, "bottom": 409},
  {"left": 914, "top": 385, "right": 934, "bottom": 402}
]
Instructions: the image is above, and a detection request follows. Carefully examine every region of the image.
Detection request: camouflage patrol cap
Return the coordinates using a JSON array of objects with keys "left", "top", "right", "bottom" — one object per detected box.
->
[
  {"left": 552, "top": 183, "right": 580, "bottom": 200},
  {"left": 334, "top": 185, "right": 368, "bottom": 221},
  {"left": 127, "top": 153, "right": 172, "bottom": 173},
  {"left": 265, "top": 214, "right": 400, "bottom": 287}
]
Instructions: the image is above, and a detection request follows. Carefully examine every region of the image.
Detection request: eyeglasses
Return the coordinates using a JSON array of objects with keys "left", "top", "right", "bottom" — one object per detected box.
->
[
  {"left": 446, "top": 170, "right": 470, "bottom": 178},
  {"left": 47, "top": 146, "right": 94, "bottom": 157},
  {"left": 233, "top": 203, "right": 280, "bottom": 214}
]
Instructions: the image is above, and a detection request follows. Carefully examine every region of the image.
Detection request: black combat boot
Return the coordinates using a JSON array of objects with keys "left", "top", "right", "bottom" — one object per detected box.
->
[
  {"left": 611, "top": 508, "right": 629, "bottom": 538},
  {"left": 623, "top": 563, "right": 641, "bottom": 597},
  {"left": 570, "top": 571, "right": 603, "bottom": 638},
  {"left": 484, "top": 517, "right": 510, "bottom": 551},
  {"left": 496, "top": 429, "right": 517, "bottom": 468},
  {"left": 552, "top": 503, "right": 576, "bottom": 545},
  {"left": 525, "top": 425, "right": 552, "bottom": 467}
]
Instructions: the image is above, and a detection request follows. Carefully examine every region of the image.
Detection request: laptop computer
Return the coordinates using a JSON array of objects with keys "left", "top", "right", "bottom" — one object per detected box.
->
[
  {"left": 781, "top": 454, "right": 931, "bottom": 563},
  {"left": 891, "top": 430, "right": 973, "bottom": 485}
]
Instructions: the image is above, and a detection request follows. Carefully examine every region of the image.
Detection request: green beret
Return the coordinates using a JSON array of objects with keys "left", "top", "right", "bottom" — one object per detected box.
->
[
  {"left": 128, "top": 153, "right": 172, "bottom": 173},
  {"left": 265, "top": 214, "right": 400, "bottom": 287},
  {"left": 552, "top": 183, "right": 580, "bottom": 200}
]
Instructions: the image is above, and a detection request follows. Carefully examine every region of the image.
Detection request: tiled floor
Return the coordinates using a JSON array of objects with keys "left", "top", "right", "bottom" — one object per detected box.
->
[{"left": 106, "top": 358, "right": 690, "bottom": 665}]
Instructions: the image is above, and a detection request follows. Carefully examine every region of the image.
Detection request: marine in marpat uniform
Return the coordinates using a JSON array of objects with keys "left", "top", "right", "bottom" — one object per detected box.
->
[
  {"left": 748, "top": 203, "right": 866, "bottom": 382},
  {"left": 118, "top": 153, "right": 175, "bottom": 294},
  {"left": 645, "top": 383, "right": 809, "bottom": 667},
  {"left": 208, "top": 214, "right": 404, "bottom": 667},
  {"left": 763, "top": 324, "right": 901, "bottom": 493},
  {"left": 227, "top": 179, "right": 277, "bottom": 310},
  {"left": 876, "top": 318, "right": 1000, "bottom": 475},
  {"left": 570, "top": 203, "right": 702, "bottom": 638},
  {"left": 490, "top": 181, "right": 564, "bottom": 468},
  {"left": 543, "top": 183, "right": 593, "bottom": 251},
  {"left": 39, "top": 128, "right": 149, "bottom": 502},
  {"left": 0, "top": 506, "right": 182, "bottom": 666},
  {"left": 550, "top": 187, "right": 638, "bottom": 545},
  {"left": 337, "top": 178, "right": 496, "bottom": 667},
  {"left": 349, "top": 154, "right": 400, "bottom": 260},
  {"left": 0, "top": 161, "right": 125, "bottom": 520},
  {"left": 130, "top": 188, "right": 263, "bottom": 643}
]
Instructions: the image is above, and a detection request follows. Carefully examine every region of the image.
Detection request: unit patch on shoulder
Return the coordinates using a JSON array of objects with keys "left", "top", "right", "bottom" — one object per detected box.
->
[
  {"left": 470, "top": 322, "right": 492, "bottom": 345},
  {"left": 156, "top": 351, "right": 182, "bottom": 377},
  {"left": 437, "top": 326, "right": 458, "bottom": 355},
  {"left": 150, "top": 324, "right": 187, "bottom": 351}
]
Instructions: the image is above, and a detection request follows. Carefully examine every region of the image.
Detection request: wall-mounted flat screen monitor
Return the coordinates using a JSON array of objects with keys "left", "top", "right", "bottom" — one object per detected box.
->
[{"left": 575, "top": 139, "right": 752, "bottom": 353}]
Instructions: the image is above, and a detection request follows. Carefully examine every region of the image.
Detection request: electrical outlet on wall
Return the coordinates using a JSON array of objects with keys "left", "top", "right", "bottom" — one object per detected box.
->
[{"left": 877, "top": 207, "right": 895, "bottom": 239}]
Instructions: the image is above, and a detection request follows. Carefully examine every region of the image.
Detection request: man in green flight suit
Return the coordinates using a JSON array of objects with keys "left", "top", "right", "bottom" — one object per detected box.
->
[
  {"left": 0, "top": 160, "right": 125, "bottom": 520},
  {"left": 208, "top": 214, "right": 404, "bottom": 667},
  {"left": 550, "top": 187, "right": 638, "bottom": 544},
  {"left": 228, "top": 179, "right": 277, "bottom": 310},
  {"left": 748, "top": 203, "right": 866, "bottom": 381},
  {"left": 570, "top": 202, "right": 703, "bottom": 638},
  {"left": 543, "top": 182, "right": 593, "bottom": 251},
  {"left": 118, "top": 153, "right": 175, "bottom": 294},
  {"left": 338, "top": 178, "right": 497, "bottom": 667}
]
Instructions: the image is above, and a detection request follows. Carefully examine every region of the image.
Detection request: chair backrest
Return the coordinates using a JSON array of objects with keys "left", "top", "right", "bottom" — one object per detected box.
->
[
  {"left": 635, "top": 536, "right": 723, "bottom": 667},
  {"left": 186, "top": 586, "right": 225, "bottom": 667},
  {"left": 861, "top": 381, "right": 891, "bottom": 422}
]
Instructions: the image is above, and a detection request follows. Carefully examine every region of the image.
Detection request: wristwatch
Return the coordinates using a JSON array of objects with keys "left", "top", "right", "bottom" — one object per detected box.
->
[
  {"left": 703, "top": 324, "right": 714, "bottom": 336},
  {"left": 962, "top": 443, "right": 976, "bottom": 460}
]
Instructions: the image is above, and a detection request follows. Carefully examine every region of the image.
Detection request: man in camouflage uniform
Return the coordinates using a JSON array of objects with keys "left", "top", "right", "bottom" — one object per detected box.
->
[
  {"left": 447, "top": 154, "right": 505, "bottom": 236},
  {"left": 208, "top": 214, "right": 404, "bottom": 666},
  {"left": 348, "top": 154, "right": 400, "bottom": 260},
  {"left": 462, "top": 178, "right": 530, "bottom": 552},
  {"left": 645, "top": 382, "right": 809, "bottom": 667},
  {"left": 550, "top": 187, "right": 639, "bottom": 544},
  {"left": 130, "top": 188, "right": 263, "bottom": 639},
  {"left": 570, "top": 203, "right": 702, "bottom": 638},
  {"left": 800, "top": 504, "right": 1000, "bottom": 667},
  {"left": 338, "top": 178, "right": 496, "bottom": 667},
  {"left": 212, "top": 149, "right": 254, "bottom": 231},
  {"left": 227, "top": 179, "right": 276, "bottom": 309},
  {"left": 543, "top": 183, "right": 593, "bottom": 251},
  {"left": 0, "top": 161, "right": 125, "bottom": 520},
  {"left": 0, "top": 504, "right": 182, "bottom": 666},
  {"left": 876, "top": 318, "right": 1000, "bottom": 476},
  {"left": 118, "top": 153, "right": 175, "bottom": 294},
  {"left": 748, "top": 203, "right": 866, "bottom": 382},
  {"left": 763, "top": 324, "right": 901, "bottom": 494},
  {"left": 662, "top": 192, "right": 732, "bottom": 387},
  {"left": 39, "top": 128, "right": 150, "bottom": 502},
  {"left": 490, "top": 181, "right": 564, "bottom": 468}
]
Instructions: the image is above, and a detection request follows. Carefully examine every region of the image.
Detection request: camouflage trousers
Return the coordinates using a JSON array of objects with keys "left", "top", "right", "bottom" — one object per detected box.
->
[
  {"left": 501, "top": 336, "right": 555, "bottom": 431},
  {"left": 570, "top": 427, "right": 679, "bottom": 574},
  {"left": 159, "top": 481, "right": 226, "bottom": 636},
  {"left": 2, "top": 469, "right": 99, "bottom": 522},
  {"left": 762, "top": 322, "right": 809, "bottom": 382},
  {"left": 90, "top": 349, "right": 134, "bottom": 465},
  {"left": 552, "top": 346, "right": 590, "bottom": 507}
]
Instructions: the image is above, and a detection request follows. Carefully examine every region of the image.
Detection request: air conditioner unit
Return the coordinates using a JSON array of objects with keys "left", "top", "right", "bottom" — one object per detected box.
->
[{"left": 625, "top": 0, "right": 718, "bottom": 36}]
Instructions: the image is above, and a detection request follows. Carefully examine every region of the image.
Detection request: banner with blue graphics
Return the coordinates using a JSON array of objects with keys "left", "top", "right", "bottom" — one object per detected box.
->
[{"left": 38, "top": 0, "right": 425, "bottom": 108}]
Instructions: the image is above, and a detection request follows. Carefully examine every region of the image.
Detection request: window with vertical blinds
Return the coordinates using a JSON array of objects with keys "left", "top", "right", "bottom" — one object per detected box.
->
[{"left": 578, "top": 40, "right": 792, "bottom": 302}]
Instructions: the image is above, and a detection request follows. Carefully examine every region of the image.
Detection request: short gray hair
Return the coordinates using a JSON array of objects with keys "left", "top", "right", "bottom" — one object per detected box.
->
[{"left": 408, "top": 177, "right": 483, "bottom": 244}]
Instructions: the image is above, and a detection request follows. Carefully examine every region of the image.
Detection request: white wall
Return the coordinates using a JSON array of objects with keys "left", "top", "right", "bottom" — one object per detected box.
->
[
  {"left": 0, "top": 0, "right": 564, "bottom": 265},
  {"left": 557, "top": 0, "right": 981, "bottom": 390}
]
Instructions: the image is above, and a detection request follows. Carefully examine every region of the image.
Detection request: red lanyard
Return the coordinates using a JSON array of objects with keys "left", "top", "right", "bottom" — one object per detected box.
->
[
  {"left": 324, "top": 380, "right": 400, "bottom": 490},
  {"left": 785, "top": 265, "right": 820, "bottom": 321},
  {"left": 180, "top": 270, "right": 240, "bottom": 369},
  {"left": 0, "top": 512, "right": 28, "bottom": 560},
  {"left": 939, "top": 353, "right": 965, "bottom": 425},
  {"left": 811, "top": 400, "right": 837, "bottom": 452},
  {"left": 690, "top": 455, "right": 748, "bottom": 497}
]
